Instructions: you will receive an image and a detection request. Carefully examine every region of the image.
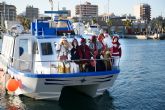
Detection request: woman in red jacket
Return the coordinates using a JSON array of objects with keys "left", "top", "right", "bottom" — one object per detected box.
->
[{"left": 110, "top": 36, "right": 122, "bottom": 67}]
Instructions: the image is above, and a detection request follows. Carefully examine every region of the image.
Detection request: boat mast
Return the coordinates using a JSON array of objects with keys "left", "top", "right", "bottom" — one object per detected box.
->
[
  {"left": 49, "top": 0, "right": 54, "bottom": 20},
  {"left": 108, "top": 0, "right": 110, "bottom": 14},
  {"left": 78, "top": 0, "right": 82, "bottom": 35}
]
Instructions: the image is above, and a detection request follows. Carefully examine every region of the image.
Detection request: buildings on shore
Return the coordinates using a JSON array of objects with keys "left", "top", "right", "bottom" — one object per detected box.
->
[
  {"left": 134, "top": 3, "right": 151, "bottom": 21},
  {"left": 0, "top": 2, "right": 16, "bottom": 26},
  {"left": 1, "top": 1, "right": 163, "bottom": 35},
  {"left": 75, "top": 2, "right": 98, "bottom": 17},
  {"left": 26, "top": 6, "right": 39, "bottom": 21}
]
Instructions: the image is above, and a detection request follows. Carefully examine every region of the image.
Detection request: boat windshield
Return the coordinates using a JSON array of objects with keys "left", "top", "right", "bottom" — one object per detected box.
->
[
  {"left": 57, "top": 21, "right": 68, "bottom": 28},
  {"left": 90, "top": 26, "right": 97, "bottom": 28},
  {"left": 49, "top": 21, "right": 68, "bottom": 28}
]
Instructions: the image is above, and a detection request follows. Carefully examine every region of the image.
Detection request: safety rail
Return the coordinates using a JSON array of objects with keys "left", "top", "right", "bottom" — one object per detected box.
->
[{"left": 8, "top": 57, "right": 120, "bottom": 74}]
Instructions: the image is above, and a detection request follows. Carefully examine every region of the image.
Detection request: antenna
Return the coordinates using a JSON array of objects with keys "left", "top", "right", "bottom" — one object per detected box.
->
[
  {"left": 58, "top": 1, "right": 59, "bottom": 11},
  {"left": 79, "top": 0, "right": 82, "bottom": 22},
  {"left": 49, "top": 0, "right": 54, "bottom": 20},
  {"left": 108, "top": 0, "right": 109, "bottom": 14}
]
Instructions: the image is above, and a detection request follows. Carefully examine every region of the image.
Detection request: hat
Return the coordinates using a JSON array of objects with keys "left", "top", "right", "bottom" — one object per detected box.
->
[
  {"left": 112, "top": 35, "right": 119, "bottom": 41},
  {"left": 81, "top": 38, "right": 86, "bottom": 43},
  {"left": 60, "top": 36, "right": 67, "bottom": 44}
]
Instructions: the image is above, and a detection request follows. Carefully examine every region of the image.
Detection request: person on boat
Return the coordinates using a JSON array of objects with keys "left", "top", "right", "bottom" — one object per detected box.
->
[
  {"left": 89, "top": 35, "right": 103, "bottom": 58},
  {"left": 70, "top": 38, "right": 80, "bottom": 73},
  {"left": 100, "top": 32, "right": 112, "bottom": 70},
  {"left": 97, "top": 29, "right": 105, "bottom": 49},
  {"left": 89, "top": 35, "right": 106, "bottom": 71},
  {"left": 71, "top": 38, "right": 80, "bottom": 61},
  {"left": 102, "top": 32, "right": 112, "bottom": 49},
  {"left": 79, "top": 38, "right": 93, "bottom": 72},
  {"left": 110, "top": 35, "right": 122, "bottom": 68},
  {"left": 56, "top": 36, "right": 72, "bottom": 73},
  {"left": 79, "top": 38, "right": 91, "bottom": 60}
]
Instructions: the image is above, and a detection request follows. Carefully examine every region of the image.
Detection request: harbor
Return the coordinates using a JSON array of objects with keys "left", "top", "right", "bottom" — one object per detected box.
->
[
  {"left": 0, "top": 0, "right": 165, "bottom": 110},
  {"left": 0, "top": 39, "right": 165, "bottom": 110}
]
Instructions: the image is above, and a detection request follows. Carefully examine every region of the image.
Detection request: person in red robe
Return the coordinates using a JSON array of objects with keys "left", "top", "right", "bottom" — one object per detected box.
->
[
  {"left": 110, "top": 36, "right": 122, "bottom": 67},
  {"left": 79, "top": 38, "right": 94, "bottom": 72}
]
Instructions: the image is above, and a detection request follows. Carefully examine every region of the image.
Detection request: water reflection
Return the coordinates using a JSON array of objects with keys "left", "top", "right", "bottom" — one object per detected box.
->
[
  {"left": 59, "top": 87, "right": 115, "bottom": 110},
  {"left": 59, "top": 86, "right": 98, "bottom": 110},
  {"left": 0, "top": 95, "right": 26, "bottom": 110},
  {"left": 95, "top": 90, "right": 115, "bottom": 110},
  {"left": 0, "top": 88, "right": 115, "bottom": 110}
]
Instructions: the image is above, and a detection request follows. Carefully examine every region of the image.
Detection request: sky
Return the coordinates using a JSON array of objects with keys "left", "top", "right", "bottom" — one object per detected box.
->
[{"left": 1, "top": 0, "right": 165, "bottom": 18}]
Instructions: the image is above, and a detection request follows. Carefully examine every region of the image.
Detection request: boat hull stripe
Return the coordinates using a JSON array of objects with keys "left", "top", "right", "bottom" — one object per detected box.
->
[{"left": 8, "top": 67, "right": 120, "bottom": 78}]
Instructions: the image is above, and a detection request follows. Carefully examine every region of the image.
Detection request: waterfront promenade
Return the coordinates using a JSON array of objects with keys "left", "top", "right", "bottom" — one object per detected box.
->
[{"left": 124, "top": 33, "right": 165, "bottom": 40}]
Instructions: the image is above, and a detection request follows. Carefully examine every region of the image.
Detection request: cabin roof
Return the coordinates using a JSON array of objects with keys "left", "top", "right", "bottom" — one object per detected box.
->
[{"left": 31, "top": 19, "right": 75, "bottom": 37}]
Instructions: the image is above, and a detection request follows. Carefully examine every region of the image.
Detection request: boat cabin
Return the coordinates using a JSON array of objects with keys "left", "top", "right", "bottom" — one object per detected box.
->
[{"left": 1, "top": 19, "right": 82, "bottom": 74}]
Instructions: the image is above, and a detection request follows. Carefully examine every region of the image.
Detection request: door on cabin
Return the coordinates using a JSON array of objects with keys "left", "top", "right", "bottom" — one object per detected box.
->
[{"left": 13, "top": 37, "right": 33, "bottom": 72}]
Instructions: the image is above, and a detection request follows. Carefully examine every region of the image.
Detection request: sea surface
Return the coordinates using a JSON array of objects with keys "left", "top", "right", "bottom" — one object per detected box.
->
[{"left": 0, "top": 39, "right": 165, "bottom": 110}]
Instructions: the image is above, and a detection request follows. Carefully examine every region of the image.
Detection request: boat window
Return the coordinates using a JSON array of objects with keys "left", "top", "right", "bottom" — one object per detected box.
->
[
  {"left": 90, "top": 26, "right": 97, "bottom": 28},
  {"left": 41, "top": 42, "right": 53, "bottom": 55},
  {"left": 57, "top": 21, "right": 68, "bottom": 28},
  {"left": 19, "top": 39, "right": 28, "bottom": 55},
  {"left": 49, "top": 21, "right": 57, "bottom": 28}
]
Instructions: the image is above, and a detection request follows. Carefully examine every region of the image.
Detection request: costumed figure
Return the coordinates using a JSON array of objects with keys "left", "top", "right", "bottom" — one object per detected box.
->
[
  {"left": 110, "top": 35, "right": 122, "bottom": 68},
  {"left": 102, "top": 32, "right": 112, "bottom": 50},
  {"left": 79, "top": 38, "right": 93, "bottom": 72},
  {"left": 97, "top": 29, "right": 105, "bottom": 49},
  {"left": 102, "top": 33, "right": 113, "bottom": 70},
  {"left": 89, "top": 35, "right": 103, "bottom": 58},
  {"left": 89, "top": 35, "right": 105, "bottom": 71},
  {"left": 56, "top": 36, "right": 72, "bottom": 73}
]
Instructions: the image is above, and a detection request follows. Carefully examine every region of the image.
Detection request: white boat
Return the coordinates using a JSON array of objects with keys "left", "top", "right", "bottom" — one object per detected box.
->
[
  {"left": 84, "top": 24, "right": 100, "bottom": 36},
  {"left": 0, "top": 12, "right": 120, "bottom": 100}
]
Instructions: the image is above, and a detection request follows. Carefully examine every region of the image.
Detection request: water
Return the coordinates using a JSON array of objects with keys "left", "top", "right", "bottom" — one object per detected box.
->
[{"left": 1, "top": 39, "right": 165, "bottom": 110}]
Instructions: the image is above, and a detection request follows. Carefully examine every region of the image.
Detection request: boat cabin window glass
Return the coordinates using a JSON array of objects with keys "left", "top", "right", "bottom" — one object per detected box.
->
[
  {"left": 49, "top": 21, "right": 57, "bottom": 28},
  {"left": 41, "top": 42, "right": 53, "bottom": 55},
  {"left": 19, "top": 39, "right": 28, "bottom": 56},
  {"left": 57, "top": 21, "right": 68, "bottom": 28},
  {"left": 90, "top": 26, "right": 97, "bottom": 28}
]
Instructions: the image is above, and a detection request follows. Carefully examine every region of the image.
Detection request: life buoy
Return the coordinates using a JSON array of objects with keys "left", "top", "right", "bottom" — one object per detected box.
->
[{"left": 6, "top": 79, "right": 19, "bottom": 92}]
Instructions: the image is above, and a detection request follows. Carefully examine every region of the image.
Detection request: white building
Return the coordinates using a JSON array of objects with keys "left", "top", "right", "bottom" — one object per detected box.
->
[{"left": 134, "top": 5, "right": 140, "bottom": 19}]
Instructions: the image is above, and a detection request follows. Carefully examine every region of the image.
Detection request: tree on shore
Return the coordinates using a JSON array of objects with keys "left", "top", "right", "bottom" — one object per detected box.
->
[
  {"left": 150, "top": 16, "right": 165, "bottom": 33},
  {"left": 123, "top": 19, "right": 132, "bottom": 34},
  {"left": 17, "top": 16, "right": 31, "bottom": 31}
]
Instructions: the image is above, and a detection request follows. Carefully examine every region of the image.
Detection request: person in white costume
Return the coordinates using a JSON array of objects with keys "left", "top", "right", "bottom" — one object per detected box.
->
[
  {"left": 102, "top": 32, "right": 112, "bottom": 49},
  {"left": 56, "top": 36, "right": 72, "bottom": 73}
]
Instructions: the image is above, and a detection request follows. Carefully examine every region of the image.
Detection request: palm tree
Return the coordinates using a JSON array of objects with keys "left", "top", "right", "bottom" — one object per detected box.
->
[
  {"left": 17, "top": 16, "right": 30, "bottom": 31},
  {"left": 106, "top": 19, "right": 113, "bottom": 34},
  {"left": 123, "top": 19, "right": 132, "bottom": 34},
  {"left": 91, "top": 18, "right": 97, "bottom": 24}
]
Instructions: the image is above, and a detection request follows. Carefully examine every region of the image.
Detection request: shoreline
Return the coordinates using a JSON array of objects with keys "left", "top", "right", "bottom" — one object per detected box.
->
[{"left": 124, "top": 33, "right": 165, "bottom": 40}]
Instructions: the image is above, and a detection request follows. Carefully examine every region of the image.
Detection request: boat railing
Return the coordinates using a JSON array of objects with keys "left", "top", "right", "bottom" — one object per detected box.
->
[{"left": 9, "top": 57, "right": 120, "bottom": 74}]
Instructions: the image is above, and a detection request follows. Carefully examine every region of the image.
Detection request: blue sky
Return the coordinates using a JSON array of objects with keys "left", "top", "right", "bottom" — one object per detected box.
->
[{"left": 2, "top": 0, "right": 165, "bottom": 18}]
